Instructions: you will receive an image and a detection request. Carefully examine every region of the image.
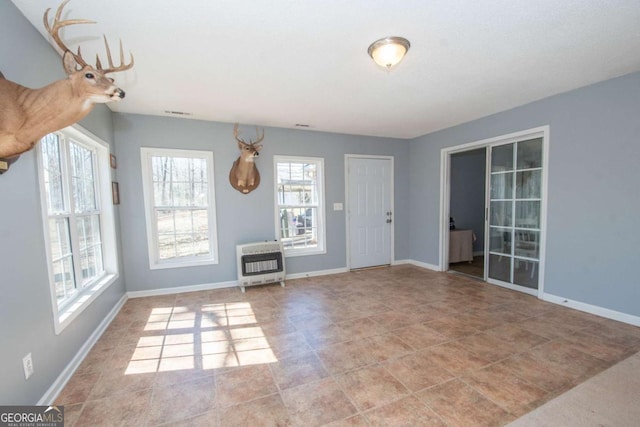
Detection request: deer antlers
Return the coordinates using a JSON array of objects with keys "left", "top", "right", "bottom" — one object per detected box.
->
[
  {"left": 234, "top": 123, "right": 265, "bottom": 147},
  {"left": 43, "top": 0, "right": 134, "bottom": 73}
]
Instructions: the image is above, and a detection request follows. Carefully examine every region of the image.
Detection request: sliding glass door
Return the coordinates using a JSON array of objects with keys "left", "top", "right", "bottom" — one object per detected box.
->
[{"left": 487, "top": 137, "right": 543, "bottom": 291}]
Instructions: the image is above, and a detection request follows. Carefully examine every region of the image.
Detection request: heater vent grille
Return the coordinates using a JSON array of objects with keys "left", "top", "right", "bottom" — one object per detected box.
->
[{"left": 236, "top": 241, "right": 286, "bottom": 292}]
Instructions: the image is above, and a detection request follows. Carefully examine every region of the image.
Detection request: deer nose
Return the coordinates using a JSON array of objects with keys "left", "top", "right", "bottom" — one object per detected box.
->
[{"left": 117, "top": 89, "right": 125, "bottom": 99}]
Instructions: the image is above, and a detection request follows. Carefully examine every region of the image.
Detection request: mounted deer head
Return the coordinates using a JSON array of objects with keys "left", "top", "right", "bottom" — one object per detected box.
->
[
  {"left": 229, "top": 123, "right": 264, "bottom": 194},
  {"left": 0, "top": 0, "right": 133, "bottom": 174}
]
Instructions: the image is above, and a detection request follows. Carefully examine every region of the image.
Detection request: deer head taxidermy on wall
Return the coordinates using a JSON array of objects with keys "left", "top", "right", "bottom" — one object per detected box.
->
[
  {"left": 0, "top": 0, "right": 134, "bottom": 174},
  {"left": 229, "top": 123, "right": 264, "bottom": 194}
]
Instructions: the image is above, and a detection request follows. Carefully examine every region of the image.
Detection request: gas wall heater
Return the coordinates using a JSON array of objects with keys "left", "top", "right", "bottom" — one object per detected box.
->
[{"left": 236, "top": 241, "right": 286, "bottom": 292}]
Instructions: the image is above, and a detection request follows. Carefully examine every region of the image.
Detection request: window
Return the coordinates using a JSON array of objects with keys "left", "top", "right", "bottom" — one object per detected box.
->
[
  {"left": 141, "top": 148, "right": 218, "bottom": 269},
  {"left": 274, "top": 156, "right": 325, "bottom": 256},
  {"left": 37, "top": 126, "right": 118, "bottom": 334}
]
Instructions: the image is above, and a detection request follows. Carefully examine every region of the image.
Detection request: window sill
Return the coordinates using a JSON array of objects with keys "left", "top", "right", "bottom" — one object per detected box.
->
[
  {"left": 54, "top": 273, "right": 119, "bottom": 335},
  {"left": 284, "top": 248, "right": 326, "bottom": 258},
  {"left": 149, "top": 258, "right": 218, "bottom": 270}
]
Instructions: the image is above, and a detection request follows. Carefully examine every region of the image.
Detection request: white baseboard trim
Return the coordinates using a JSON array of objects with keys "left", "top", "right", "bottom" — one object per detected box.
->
[
  {"left": 127, "top": 267, "right": 352, "bottom": 299},
  {"left": 286, "top": 267, "right": 349, "bottom": 280},
  {"left": 128, "top": 280, "right": 237, "bottom": 299},
  {"left": 542, "top": 293, "right": 640, "bottom": 327},
  {"left": 399, "top": 259, "right": 441, "bottom": 271},
  {"left": 38, "top": 293, "right": 128, "bottom": 405}
]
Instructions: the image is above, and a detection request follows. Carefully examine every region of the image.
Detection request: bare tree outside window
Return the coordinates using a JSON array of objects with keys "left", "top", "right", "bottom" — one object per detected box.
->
[
  {"left": 39, "top": 132, "right": 105, "bottom": 308},
  {"left": 141, "top": 148, "right": 219, "bottom": 269}
]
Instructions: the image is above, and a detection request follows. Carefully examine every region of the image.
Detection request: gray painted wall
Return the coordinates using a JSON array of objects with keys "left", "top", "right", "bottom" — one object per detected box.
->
[
  {"left": 0, "top": 1, "right": 126, "bottom": 404},
  {"left": 113, "top": 114, "right": 410, "bottom": 292},
  {"left": 410, "top": 71, "right": 640, "bottom": 316},
  {"left": 450, "top": 148, "right": 486, "bottom": 253}
]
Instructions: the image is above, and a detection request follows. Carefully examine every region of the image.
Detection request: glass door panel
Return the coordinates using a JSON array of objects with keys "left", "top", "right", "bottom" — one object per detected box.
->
[
  {"left": 516, "top": 170, "right": 541, "bottom": 199},
  {"left": 514, "top": 259, "right": 538, "bottom": 289},
  {"left": 517, "top": 138, "right": 543, "bottom": 169},
  {"left": 490, "top": 201, "right": 513, "bottom": 227},
  {"left": 487, "top": 137, "right": 542, "bottom": 290},
  {"left": 514, "top": 230, "right": 539, "bottom": 258},
  {"left": 515, "top": 201, "right": 541, "bottom": 228},
  {"left": 490, "top": 172, "right": 513, "bottom": 199},
  {"left": 488, "top": 254, "right": 510, "bottom": 282},
  {"left": 489, "top": 227, "right": 511, "bottom": 255},
  {"left": 491, "top": 144, "right": 513, "bottom": 172}
]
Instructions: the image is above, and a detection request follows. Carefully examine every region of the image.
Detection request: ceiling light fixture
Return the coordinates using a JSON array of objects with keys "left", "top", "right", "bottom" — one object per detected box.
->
[{"left": 367, "top": 36, "right": 411, "bottom": 70}]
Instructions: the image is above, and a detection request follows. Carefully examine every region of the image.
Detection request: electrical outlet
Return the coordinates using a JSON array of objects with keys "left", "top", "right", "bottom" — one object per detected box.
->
[{"left": 22, "top": 353, "right": 34, "bottom": 380}]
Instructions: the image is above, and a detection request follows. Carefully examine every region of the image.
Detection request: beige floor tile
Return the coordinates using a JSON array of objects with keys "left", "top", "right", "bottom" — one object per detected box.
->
[
  {"left": 154, "top": 366, "right": 213, "bottom": 387},
  {"left": 337, "top": 316, "right": 389, "bottom": 340},
  {"left": 456, "top": 332, "right": 522, "bottom": 362},
  {"left": 60, "top": 403, "right": 83, "bottom": 427},
  {"left": 147, "top": 376, "right": 216, "bottom": 425},
  {"left": 462, "top": 363, "right": 548, "bottom": 416},
  {"left": 512, "top": 316, "right": 578, "bottom": 340},
  {"left": 301, "top": 321, "right": 351, "bottom": 346},
  {"left": 323, "top": 414, "right": 369, "bottom": 426},
  {"left": 416, "top": 379, "right": 514, "bottom": 427},
  {"left": 218, "top": 394, "right": 290, "bottom": 427},
  {"left": 215, "top": 364, "right": 278, "bottom": 407},
  {"left": 87, "top": 371, "right": 156, "bottom": 400},
  {"left": 74, "top": 389, "right": 152, "bottom": 427},
  {"left": 335, "top": 365, "right": 409, "bottom": 411},
  {"left": 364, "top": 395, "right": 447, "bottom": 426},
  {"left": 369, "top": 310, "right": 421, "bottom": 331},
  {"left": 528, "top": 340, "right": 608, "bottom": 381},
  {"left": 383, "top": 350, "right": 454, "bottom": 392},
  {"left": 162, "top": 410, "right": 218, "bottom": 427},
  {"left": 392, "top": 322, "right": 449, "bottom": 350},
  {"left": 561, "top": 329, "right": 640, "bottom": 362},
  {"left": 261, "top": 331, "right": 314, "bottom": 360},
  {"left": 269, "top": 351, "right": 328, "bottom": 390},
  {"left": 424, "top": 316, "right": 481, "bottom": 339},
  {"left": 73, "top": 346, "right": 117, "bottom": 376},
  {"left": 421, "top": 341, "right": 491, "bottom": 375},
  {"left": 315, "top": 340, "right": 376, "bottom": 375},
  {"left": 55, "top": 372, "right": 101, "bottom": 405},
  {"left": 499, "top": 352, "right": 575, "bottom": 393},
  {"left": 484, "top": 324, "right": 549, "bottom": 349},
  {"left": 362, "top": 333, "right": 414, "bottom": 362},
  {"left": 281, "top": 377, "right": 357, "bottom": 426}
]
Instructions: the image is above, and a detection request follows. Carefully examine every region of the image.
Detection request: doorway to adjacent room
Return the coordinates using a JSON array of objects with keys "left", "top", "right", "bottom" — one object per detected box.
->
[{"left": 441, "top": 126, "right": 548, "bottom": 297}]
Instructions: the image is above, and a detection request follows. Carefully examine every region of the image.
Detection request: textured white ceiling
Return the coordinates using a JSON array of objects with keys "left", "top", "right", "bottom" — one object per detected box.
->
[{"left": 11, "top": 0, "right": 640, "bottom": 139}]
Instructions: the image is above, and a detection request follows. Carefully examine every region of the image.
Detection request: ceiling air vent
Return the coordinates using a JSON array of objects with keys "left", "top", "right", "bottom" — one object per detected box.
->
[{"left": 164, "top": 110, "right": 192, "bottom": 116}]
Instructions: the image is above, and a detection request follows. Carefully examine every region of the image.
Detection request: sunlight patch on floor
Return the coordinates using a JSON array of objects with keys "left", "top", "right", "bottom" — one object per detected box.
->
[{"left": 125, "top": 302, "right": 278, "bottom": 375}]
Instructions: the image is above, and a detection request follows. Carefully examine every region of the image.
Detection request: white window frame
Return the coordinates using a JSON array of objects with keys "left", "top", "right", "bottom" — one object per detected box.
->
[
  {"left": 37, "top": 125, "right": 119, "bottom": 335},
  {"left": 140, "top": 147, "right": 219, "bottom": 269},
  {"left": 274, "top": 155, "right": 326, "bottom": 257}
]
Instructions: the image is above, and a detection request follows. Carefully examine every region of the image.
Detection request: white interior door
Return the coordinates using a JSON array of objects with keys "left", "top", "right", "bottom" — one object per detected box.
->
[{"left": 347, "top": 156, "right": 393, "bottom": 269}]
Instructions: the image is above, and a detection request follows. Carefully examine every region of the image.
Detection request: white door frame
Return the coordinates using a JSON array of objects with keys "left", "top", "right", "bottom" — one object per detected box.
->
[
  {"left": 439, "top": 126, "right": 549, "bottom": 298},
  {"left": 345, "top": 154, "right": 395, "bottom": 270}
]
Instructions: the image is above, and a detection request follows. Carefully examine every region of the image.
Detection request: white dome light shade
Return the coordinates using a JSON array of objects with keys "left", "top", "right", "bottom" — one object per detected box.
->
[{"left": 367, "top": 37, "right": 411, "bottom": 70}]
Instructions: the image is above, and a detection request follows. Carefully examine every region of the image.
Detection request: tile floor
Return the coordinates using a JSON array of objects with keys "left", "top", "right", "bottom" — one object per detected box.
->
[{"left": 56, "top": 265, "right": 640, "bottom": 426}]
